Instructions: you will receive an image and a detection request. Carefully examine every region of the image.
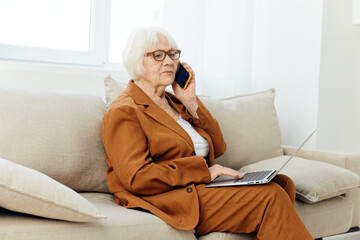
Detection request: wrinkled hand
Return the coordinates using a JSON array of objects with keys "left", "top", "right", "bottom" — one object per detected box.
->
[
  {"left": 208, "top": 164, "right": 244, "bottom": 181},
  {"left": 172, "top": 61, "right": 196, "bottom": 104},
  {"left": 172, "top": 61, "right": 199, "bottom": 117}
]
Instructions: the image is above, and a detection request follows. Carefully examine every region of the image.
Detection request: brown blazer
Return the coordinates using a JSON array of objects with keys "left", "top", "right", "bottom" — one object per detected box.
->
[{"left": 101, "top": 80, "right": 226, "bottom": 230}]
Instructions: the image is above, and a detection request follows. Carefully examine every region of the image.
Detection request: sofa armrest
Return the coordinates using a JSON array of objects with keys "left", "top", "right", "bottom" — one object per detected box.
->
[
  {"left": 282, "top": 145, "right": 360, "bottom": 174},
  {"left": 282, "top": 145, "right": 360, "bottom": 228}
]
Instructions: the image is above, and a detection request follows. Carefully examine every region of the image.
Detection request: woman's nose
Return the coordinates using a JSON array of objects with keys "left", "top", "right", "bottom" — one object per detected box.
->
[{"left": 163, "top": 54, "right": 174, "bottom": 64}]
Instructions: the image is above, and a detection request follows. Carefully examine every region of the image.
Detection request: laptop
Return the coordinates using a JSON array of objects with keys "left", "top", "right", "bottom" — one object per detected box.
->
[{"left": 205, "top": 129, "right": 317, "bottom": 188}]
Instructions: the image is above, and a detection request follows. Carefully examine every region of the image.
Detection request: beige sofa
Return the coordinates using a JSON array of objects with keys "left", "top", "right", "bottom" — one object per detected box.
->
[{"left": 0, "top": 75, "right": 359, "bottom": 240}]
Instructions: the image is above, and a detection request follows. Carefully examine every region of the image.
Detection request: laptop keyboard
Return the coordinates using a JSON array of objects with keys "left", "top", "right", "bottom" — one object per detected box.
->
[{"left": 235, "top": 170, "right": 274, "bottom": 182}]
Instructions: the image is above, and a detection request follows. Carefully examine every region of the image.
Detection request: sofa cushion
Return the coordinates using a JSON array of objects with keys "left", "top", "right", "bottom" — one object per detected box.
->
[
  {"left": 0, "top": 192, "right": 353, "bottom": 240},
  {"left": 103, "top": 76, "right": 283, "bottom": 170},
  {"left": 0, "top": 157, "right": 104, "bottom": 222},
  {"left": 199, "top": 89, "right": 283, "bottom": 169},
  {"left": 295, "top": 196, "right": 354, "bottom": 239},
  {"left": 240, "top": 156, "right": 360, "bottom": 203},
  {"left": 0, "top": 193, "right": 196, "bottom": 240},
  {"left": 0, "top": 88, "right": 108, "bottom": 192}
]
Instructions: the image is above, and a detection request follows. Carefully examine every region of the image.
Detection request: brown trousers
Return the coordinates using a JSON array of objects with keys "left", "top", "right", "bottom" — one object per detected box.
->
[{"left": 195, "top": 174, "right": 313, "bottom": 240}]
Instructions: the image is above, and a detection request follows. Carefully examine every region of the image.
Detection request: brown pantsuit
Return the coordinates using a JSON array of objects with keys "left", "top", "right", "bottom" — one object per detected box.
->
[
  {"left": 195, "top": 174, "right": 313, "bottom": 239},
  {"left": 102, "top": 81, "right": 313, "bottom": 240}
]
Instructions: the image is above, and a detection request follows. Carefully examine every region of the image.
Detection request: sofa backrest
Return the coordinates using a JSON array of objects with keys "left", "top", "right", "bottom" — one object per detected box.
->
[
  {"left": 0, "top": 88, "right": 108, "bottom": 192},
  {"left": 0, "top": 77, "right": 283, "bottom": 192}
]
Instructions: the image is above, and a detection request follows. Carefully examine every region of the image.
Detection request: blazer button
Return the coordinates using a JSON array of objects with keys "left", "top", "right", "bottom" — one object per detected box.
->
[
  {"left": 188, "top": 118, "right": 194, "bottom": 123},
  {"left": 186, "top": 187, "right": 193, "bottom": 193}
]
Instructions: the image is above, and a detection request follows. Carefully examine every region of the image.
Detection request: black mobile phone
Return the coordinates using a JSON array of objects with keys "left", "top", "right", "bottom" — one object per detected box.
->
[{"left": 174, "top": 61, "right": 192, "bottom": 89}]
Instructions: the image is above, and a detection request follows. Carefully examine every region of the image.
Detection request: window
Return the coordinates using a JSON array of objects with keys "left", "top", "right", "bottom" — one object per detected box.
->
[
  {"left": 0, "top": 0, "right": 110, "bottom": 65},
  {"left": 0, "top": 0, "right": 90, "bottom": 51},
  {"left": 0, "top": 0, "right": 166, "bottom": 66}
]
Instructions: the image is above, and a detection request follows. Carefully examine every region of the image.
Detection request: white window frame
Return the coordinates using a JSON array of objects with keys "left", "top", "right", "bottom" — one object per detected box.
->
[{"left": 0, "top": 0, "right": 111, "bottom": 66}]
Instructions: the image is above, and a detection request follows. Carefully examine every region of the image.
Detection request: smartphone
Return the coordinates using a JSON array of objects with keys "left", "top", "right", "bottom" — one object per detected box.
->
[{"left": 174, "top": 61, "right": 192, "bottom": 89}]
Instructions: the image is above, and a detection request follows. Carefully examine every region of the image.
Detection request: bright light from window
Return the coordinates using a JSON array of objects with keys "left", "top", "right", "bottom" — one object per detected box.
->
[
  {"left": 109, "top": 0, "right": 164, "bottom": 63},
  {"left": 0, "top": 0, "right": 91, "bottom": 51}
]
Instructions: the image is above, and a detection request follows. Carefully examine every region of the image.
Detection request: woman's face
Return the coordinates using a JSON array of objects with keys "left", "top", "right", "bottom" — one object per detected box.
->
[{"left": 141, "top": 35, "right": 177, "bottom": 89}]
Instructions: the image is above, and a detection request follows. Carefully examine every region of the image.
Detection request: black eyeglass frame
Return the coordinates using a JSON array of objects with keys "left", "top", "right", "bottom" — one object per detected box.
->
[{"left": 146, "top": 49, "right": 181, "bottom": 61}]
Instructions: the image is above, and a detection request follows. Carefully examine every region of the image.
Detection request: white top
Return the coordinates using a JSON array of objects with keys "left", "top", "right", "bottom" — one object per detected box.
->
[{"left": 177, "top": 117, "right": 210, "bottom": 158}]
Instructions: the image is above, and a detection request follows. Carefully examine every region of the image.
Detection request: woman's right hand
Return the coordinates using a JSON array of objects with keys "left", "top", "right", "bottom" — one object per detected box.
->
[{"left": 208, "top": 164, "right": 244, "bottom": 181}]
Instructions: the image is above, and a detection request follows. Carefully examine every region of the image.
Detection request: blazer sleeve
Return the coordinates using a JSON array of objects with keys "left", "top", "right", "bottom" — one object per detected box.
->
[{"left": 102, "top": 107, "right": 212, "bottom": 196}]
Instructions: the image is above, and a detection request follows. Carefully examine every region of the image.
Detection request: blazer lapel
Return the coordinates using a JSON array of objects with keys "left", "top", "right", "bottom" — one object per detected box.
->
[{"left": 126, "top": 81, "right": 194, "bottom": 150}]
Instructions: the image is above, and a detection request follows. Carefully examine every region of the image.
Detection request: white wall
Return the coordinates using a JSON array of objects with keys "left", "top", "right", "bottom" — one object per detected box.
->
[
  {"left": 252, "top": 0, "right": 323, "bottom": 147},
  {"left": 201, "top": 0, "right": 255, "bottom": 97},
  {"left": 317, "top": 0, "right": 360, "bottom": 152},
  {"left": 163, "top": 0, "right": 255, "bottom": 98},
  {"left": 165, "top": 0, "right": 324, "bottom": 148}
]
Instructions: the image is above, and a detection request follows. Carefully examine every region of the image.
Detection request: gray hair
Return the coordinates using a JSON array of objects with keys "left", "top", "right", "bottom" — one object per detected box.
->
[{"left": 122, "top": 27, "right": 179, "bottom": 80}]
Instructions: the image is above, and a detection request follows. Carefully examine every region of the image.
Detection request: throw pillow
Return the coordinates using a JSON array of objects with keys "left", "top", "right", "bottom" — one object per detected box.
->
[
  {"left": 240, "top": 156, "right": 360, "bottom": 203},
  {"left": 199, "top": 89, "right": 283, "bottom": 170},
  {"left": 0, "top": 157, "right": 105, "bottom": 222}
]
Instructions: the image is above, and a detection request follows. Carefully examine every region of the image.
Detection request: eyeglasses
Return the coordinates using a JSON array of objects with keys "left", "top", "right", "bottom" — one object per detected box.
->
[{"left": 146, "top": 49, "right": 181, "bottom": 61}]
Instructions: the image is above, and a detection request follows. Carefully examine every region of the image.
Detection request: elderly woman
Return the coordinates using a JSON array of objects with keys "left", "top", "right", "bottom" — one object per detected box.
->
[{"left": 101, "top": 27, "right": 313, "bottom": 239}]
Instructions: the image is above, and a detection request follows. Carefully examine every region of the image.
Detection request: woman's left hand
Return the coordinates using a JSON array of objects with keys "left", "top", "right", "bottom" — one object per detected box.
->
[
  {"left": 208, "top": 164, "right": 244, "bottom": 181},
  {"left": 172, "top": 62, "right": 198, "bottom": 117}
]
